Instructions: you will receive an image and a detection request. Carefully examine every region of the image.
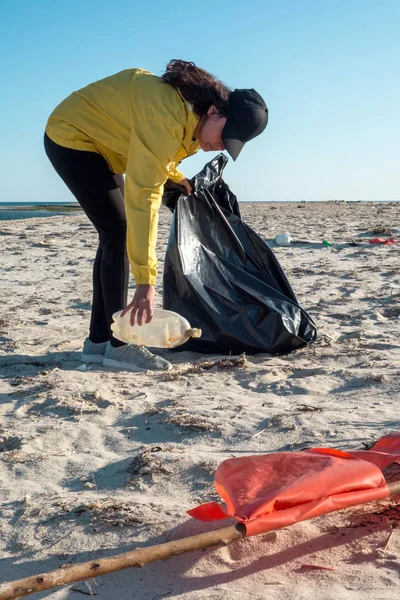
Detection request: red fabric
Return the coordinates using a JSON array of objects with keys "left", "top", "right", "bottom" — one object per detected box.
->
[
  {"left": 352, "top": 432, "right": 400, "bottom": 469},
  {"left": 188, "top": 433, "right": 400, "bottom": 537},
  {"left": 369, "top": 238, "right": 397, "bottom": 244}
]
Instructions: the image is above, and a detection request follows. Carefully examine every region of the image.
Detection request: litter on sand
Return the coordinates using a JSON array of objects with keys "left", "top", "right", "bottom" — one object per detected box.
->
[{"left": 1, "top": 433, "right": 399, "bottom": 600}]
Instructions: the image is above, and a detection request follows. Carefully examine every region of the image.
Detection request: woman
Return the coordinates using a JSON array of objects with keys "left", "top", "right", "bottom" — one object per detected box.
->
[{"left": 44, "top": 60, "right": 268, "bottom": 372}]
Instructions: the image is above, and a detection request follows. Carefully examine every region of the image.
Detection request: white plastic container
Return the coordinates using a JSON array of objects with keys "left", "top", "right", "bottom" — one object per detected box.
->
[
  {"left": 274, "top": 233, "right": 317, "bottom": 246},
  {"left": 111, "top": 309, "right": 202, "bottom": 348},
  {"left": 274, "top": 234, "right": 294, "bottom": 246}
]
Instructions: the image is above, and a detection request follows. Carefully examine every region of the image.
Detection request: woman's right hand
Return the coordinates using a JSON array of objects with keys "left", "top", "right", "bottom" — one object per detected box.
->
[
  {"left": 179, "top": 177, "right": 192, "bottom": 195},
  {"left": 121, "top": 284, "right": 155, "bottom": 326}
]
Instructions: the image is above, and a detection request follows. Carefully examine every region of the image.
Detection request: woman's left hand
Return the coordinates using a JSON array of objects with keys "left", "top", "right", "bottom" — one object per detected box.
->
[{"left": 179, "top": 178, "right": 192, "bottom": 195}]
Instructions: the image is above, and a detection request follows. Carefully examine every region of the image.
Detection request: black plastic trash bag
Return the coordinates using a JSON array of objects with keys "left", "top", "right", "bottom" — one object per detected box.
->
[{"left": 163, "top": 154, "right": 317, "bottom": 355}]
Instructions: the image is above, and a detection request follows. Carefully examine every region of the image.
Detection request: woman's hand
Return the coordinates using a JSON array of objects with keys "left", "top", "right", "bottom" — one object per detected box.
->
[
  {"left": 121, "top": 284, "right": 155, "bottom": 326},
  {"left": 179, "top": 177, "right": 192, "bottom": 195}
]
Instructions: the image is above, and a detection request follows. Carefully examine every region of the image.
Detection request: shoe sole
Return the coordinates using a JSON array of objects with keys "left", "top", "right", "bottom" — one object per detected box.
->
[
  {"left": 82, "top": 354, "right": 105, "bottom": 364},
  {"left": 102, "top": 358, "right": 172, "bottom": 372}
]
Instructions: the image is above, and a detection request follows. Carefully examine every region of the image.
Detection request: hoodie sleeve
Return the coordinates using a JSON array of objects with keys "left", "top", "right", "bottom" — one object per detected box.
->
[
  {"left": 124, "top": 116, "right": 184, "bottom": 285},
  {"left": 167, "top": 165, "right": 185, "bottom": 184}
]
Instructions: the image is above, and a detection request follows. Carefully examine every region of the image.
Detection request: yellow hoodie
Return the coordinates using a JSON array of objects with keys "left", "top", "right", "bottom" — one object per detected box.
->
[{"left": 45, "top": 68, "right": 200, "bottom": 285}]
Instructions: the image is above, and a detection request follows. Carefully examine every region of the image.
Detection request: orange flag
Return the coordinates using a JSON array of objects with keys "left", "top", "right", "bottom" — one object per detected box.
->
[{"left": 188, "top": 433, "right": 400, "bottom": 537}]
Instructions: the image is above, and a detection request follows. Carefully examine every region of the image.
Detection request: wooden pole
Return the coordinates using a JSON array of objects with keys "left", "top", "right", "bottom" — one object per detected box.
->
[
  {"left": 0, "top": 524, "right": 245, "bottom": 600},
  {"left": 1, "top": 480, "right": 399, "bottom": 600}
]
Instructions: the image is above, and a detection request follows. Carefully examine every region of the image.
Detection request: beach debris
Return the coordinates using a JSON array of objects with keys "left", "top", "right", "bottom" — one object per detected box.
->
[
  {"left": 0, "top": 434, "right": 399, "bottom": 599},
  {"left": 70, "top": 586, "right": 98, "bottom": 596},
  {"left": 365, "top": 373, "right": 387, "bottom": 383},
  {"left": 371, "top": 503, "right": 400, "bottom": 530},
  {"left": 163, "top": 411, "right": 220, "bottom": 433},
  {"left": 374, "top": 310, "right": 388, "bottom": 322},
  {"left": 111, "top": 308, "right": 201, "bottom": 348},
  {"left": 283, "top": 440, "right": 318, "bottom": 451},
  {"left": 46, "top": 497, "right": 156, "bottom": 530},
  {"left": 246, "top": 427, "right": 267, "bottom": 440},
  {"left": 274, "top": 233, "right": 295, "bottom": 246},
  {"left": 381, "top": 530, "right": 395, "bottom": 554},
  {"left": 0, "top": 450, "right": 46, "bottom": 464},
  {"left": 295, "top": 404, "right": 323, "bottom": 413},
  {"left": 162, "top": 353, "right": 248, "bottom": 380},
  {"left": 127, "top": 447, "right": 171, "bottom": 478},
  {"left": 382, "top": 306, "right": 400, "bottom": 318},
  {"left": 274, "top": 234, "right": 314, "bottom": 246},
  {"left": 53, "top": 392, "right": 113, "bottom": 415},
  {"left": 78, "top": 500, "right": 146, "bottom": 528},
  {"left": 0, "top": 435, "right": 25, "bottom": 453},
  {"left": 299, "top": 564, "right": 334, "bottom": 571},
  {"left": 371, "top": 225, "right": 392, "bottom": 235},
  {"left": 369, "top": 237, "right": 397, "bottom": 245},
  {"left": 142, "top": 404, "right": 220, "bottom": 434},
  {"left": 273, "top": 234, "right": 334, "bottom": 247},
  {"left": 231, "top": 406, "right": 246, "bottom": 419},
  {"left": 245, "top": 412, "right": 297, "bottom": 441}
]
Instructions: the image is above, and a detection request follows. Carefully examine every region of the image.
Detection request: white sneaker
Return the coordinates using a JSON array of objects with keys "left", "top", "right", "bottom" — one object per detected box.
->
[
  {"left": 82, "top": 338, "right": 108, "bottom": 364},
  {"left": 102, "top": 342, "right": 172, "bottom": 372}
]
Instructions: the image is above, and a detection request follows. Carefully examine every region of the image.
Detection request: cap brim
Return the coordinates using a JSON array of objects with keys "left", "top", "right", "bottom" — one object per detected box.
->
[{"left": 222, "top": 120, "right": 245, "bottom": 161}]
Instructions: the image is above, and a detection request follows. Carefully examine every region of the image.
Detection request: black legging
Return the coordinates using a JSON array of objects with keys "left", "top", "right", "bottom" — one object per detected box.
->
[{"left": 44, "top": 133, "right": 128, "bottom": 346}]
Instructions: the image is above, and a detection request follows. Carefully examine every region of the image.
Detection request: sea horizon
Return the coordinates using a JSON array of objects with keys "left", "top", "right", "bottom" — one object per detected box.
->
[{"left": 1, "top": 199, "right": 399, "bottom": 207}]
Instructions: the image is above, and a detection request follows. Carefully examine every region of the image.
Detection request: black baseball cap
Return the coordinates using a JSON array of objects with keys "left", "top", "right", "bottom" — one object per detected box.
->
[{"left": 222, "top": 89, "right": 268, "bottom": 161}]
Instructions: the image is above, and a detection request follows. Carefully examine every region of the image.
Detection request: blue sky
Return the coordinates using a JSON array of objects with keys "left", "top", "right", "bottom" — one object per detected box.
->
[{"left": 1, "top": 0, "right": 399, "bottom": 202}]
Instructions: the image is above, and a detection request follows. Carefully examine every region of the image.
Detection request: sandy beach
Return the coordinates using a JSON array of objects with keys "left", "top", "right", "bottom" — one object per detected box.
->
[{"left": 1, "top": 200, "right": 399, "bottom": 600}]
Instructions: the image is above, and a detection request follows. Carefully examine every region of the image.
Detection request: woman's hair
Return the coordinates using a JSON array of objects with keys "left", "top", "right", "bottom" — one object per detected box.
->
[{"left": 161, "top": 59, "right": 231, "bottom": 117}]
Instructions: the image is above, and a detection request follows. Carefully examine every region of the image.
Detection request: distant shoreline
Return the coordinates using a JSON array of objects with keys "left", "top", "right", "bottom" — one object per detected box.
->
[
  {"left": 0, "top": 203, "right": 82, "bottom": 212},
  {"left": 0, "top": 199, "right": 398, "bottom": 211},
  {"left": 0, "top": 203, "right": 83, "bottom": 221}
]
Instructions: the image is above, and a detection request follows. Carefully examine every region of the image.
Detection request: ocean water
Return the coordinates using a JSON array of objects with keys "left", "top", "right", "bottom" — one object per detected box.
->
[{"left": 0, "top": 202, "right": 82, "bottom": 221}]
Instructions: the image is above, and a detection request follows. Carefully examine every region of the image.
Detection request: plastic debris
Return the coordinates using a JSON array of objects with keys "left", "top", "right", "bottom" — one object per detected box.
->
[{"left": 369, "top": 238, "right": 397, "bottom": 245}]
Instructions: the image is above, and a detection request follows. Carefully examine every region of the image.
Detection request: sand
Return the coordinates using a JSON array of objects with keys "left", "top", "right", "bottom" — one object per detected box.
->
[{"left": 0, "top": 200, "right": 399, "bottom": 600}]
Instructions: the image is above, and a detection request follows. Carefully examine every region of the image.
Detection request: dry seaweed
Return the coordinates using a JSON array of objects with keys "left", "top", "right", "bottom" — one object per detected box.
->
[
  {"left": 0, "top": 435, "right": 25, "bottom": 453},
  {"left": 370, "top": 225, "right": 392, "bottom": 235},
  {"left": 0, "top": 450, "right": 46, "bottom": 464},
  {"left": 162, "top": 411, "right": 220, "bottom": 433},
  {"left": 127, "top": 447, "right": 171, "bottom": 477},
  {"left": 163, "top": 353, "right": 248, "bottom": 380},
  {"left": 78, "top": 500, "right": 146, "bottom": 528}
]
